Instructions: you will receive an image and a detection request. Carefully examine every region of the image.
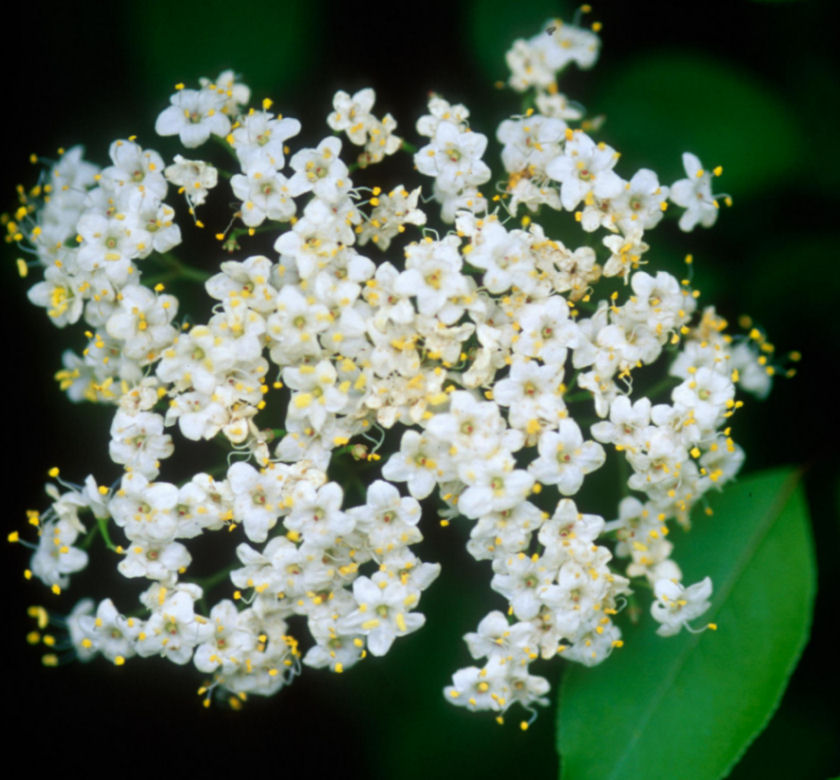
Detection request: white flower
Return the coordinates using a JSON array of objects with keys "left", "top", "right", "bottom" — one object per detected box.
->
[
  {"left": 328, "top": 88, "right": 376, "bottom": 144},
  {"left": 105, "top": 283, "right": 178, "bottom": 362},
  {"left": 612, "top": 168, "right": 669, "bottom": 234},
  {"left": 497, "top": 114, "right": 567, "bottom": 174},
  {"left": 100, "top": 140, "right": 167, "bottom": 204},
  {"left": 164, "top": 155, "right": 218, "bottom": 207},
  {"left": 515, "top": 296, "right": 580, "bottom": 366},
  {"left": 414, "top": 120, "right": 490, "bottom": 195},
  {"left": 546, "top": 131, "right": 624, "bottom": 211},
  {"left": 359, "top": 113, "right": 402, "bottom": 165},
  {"left": 231, "top": 110, "right": 301, "bottom": 169},
  {"left": 346, "top": 480, "right": 423, "bottom": 552},
  {"left": 416, "top": 95, "right": 470, "bottom": 137},
  {"left": 669, "top": 152, "right": 721, "bottom": 231},
  {"left": 288, "top": 137, "right": 350, "bottom": 202},
  {"left": 109, "top": 410, "right": 174, "bottom": 478},
  {"left": 445, "top": 658, "right": 509, "bottom": 712},
  {"left": 466, "top": 221, "right": 538, "bottom": 295},
  {"left": 491, "top": 552, "right": 556, "bottom": 620},
  {"left": 671, "top": 366, "right": 734, "bottom": 432},
  {"left": 193, "top": 600, "right": 257, "bottom": 673},
  {"left": 457, "top": 452, "right": 534, "bottom": 519},
  {"left": 118, "top": 538, "right": 191, "bottom": 583},
  {"left": 30, "top": 517, "right": 88, "bottom": 590},
  {"left": 357, "top": 185, "right": 426, "bottom": 251},
  {"left": 156, "top": 324, "right": 238, "bottom": 395},
  {"left": 77, "top": 599, "right": 142, "bottom": 663},
  {"left": 75, "top": 209, "right": 142, "bottom": 286},
  {"left": 200, "top": 70, "right": 251, "bottom": 113},
  {"left": 231, "top": 159, "right": 296, "bottom": 227},
  {"left": 109, "top": 473, "right": 181, "bottom": 542},
  {"left": 381, "top": 430, "right": 446, "bottom": 499},
  {"left": 535, "top": 91, "right": 583, "bottom": 120},
  {"left": 528, "top": 421, "right": 606, "bottom": 495},
  {"left": 284, "top": 482, "right": 354, "bottom": 548},
  {"left": 303, "top": 613, "right": 366, "bottom": 673},
  {"left": 340, "top": 571, "right": 431, "bottom": 656},
  {"left": 505, "top": 20, "right": 599, "bottom": 93},
  {"left": 26, "top": 266, "right": 86, "bottom": 327},
  {"left": 155, "top": 87, "right": 230, "bottom": 147},
  {"left": 135, "top": 584, "right": 212, "bottom": 665},
  {"left": 730, "top": 341, "right": 772, "bottom": 399},
  {"left": 395, "top": 235, "right": 469, "bottom": 322},
  {"left": 227, "top": 461, "right": 289, "bottom": 543},
  {"left": 651, "top": 577, "right": 713, "bottom": 636}
]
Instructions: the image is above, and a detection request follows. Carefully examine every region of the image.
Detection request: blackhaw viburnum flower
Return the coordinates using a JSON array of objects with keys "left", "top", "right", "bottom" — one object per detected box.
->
[{"left": 6, "top": 14, "right": 794, "bottom": 727}]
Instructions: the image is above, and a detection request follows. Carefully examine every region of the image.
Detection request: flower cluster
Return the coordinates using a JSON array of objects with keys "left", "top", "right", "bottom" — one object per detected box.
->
[{"left": 7, "top": 16, "right": 786, "bottom": 723}]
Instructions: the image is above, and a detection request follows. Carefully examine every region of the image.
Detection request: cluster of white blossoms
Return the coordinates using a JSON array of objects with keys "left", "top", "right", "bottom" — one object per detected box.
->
[{"left": 7, "top": 15, "right": 788, "bottom": 723}]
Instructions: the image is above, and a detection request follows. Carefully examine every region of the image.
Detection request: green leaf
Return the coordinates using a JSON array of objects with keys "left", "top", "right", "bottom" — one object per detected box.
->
[
  {"left": 594, "top": 53, "right": 801, "bottom": 198},
  {"left": 557, "top": 466, "right": 815, "bottom": 780}
]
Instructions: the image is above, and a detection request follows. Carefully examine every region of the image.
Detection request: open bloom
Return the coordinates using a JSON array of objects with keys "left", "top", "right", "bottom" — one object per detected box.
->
[{"left": 651, "top": 577, "right": 714, "bottom": 636}]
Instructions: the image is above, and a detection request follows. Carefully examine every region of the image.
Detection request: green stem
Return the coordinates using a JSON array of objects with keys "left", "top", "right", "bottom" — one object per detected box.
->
[
  {"left": 195, "top": 564, "right": 236, "bottom": 593},
  {"left": 230, "top": 223, "right": 280, "bottom": 239},
  {"left": 97, "top": 516, "right": 119, "bottom": 552},
  {"left": 564, "top": 391, "right": 591, "bottom": 403},
  {"left": 616, "top": 448, "right": 629, "bottom": 497},
  {"left": 155, "top": 252, "right": 212, "bottom": 284},
  {"left": 143, "top": 271, "right": 180, "bottom": 287},
  {"left": 80, "top": 521, "right": 99, "bottom": 550}
]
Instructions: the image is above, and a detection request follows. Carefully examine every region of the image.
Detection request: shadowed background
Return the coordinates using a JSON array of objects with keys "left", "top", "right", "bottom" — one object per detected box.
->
[{"left": 2, "top": 1, "right": 837, "bottom": 777}]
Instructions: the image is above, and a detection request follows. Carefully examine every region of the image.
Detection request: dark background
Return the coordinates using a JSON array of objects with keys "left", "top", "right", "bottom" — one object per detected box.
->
[{"left": 3, "top": 1, "right": 837, "bottom": 777}]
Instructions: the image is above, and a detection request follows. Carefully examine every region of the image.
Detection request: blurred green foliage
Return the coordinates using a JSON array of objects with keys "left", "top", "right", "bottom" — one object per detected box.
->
[
  {"left": 593, "top": 52, "right": 802, "bottom": 197},
  {"left": 128, "top": 0, "right": 323, "bottom": 102}
]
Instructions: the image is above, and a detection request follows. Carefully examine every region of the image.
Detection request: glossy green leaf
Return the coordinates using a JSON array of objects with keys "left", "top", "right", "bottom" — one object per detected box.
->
[
  {"left": 557, "top": 467, "right": 815, "bottom": 780},
  {"left": 594, "top": 53, "right": 801, "bottom": 197}
]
